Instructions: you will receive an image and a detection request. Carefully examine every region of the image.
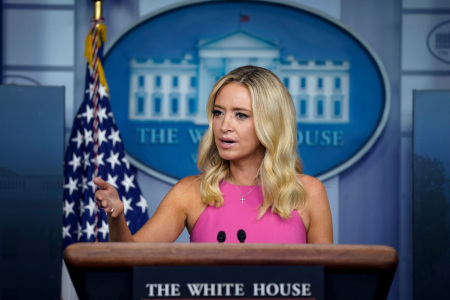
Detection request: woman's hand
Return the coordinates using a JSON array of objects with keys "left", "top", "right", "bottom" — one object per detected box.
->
[{"left": 94, "top": 177, "right": 124, "bottom": 218}]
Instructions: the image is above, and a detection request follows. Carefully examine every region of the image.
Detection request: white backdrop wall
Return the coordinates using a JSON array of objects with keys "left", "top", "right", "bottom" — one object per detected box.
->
[{"left": 3, "top": 1, "right": 450, "bottom": 300}]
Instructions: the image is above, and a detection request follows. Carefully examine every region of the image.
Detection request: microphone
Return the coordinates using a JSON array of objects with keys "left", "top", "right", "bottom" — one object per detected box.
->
[
  {"left": 237, "top": 229, "right": 246, "bottom": 243},
  {"left": 217, "top": 231, "right": 226, "bottom": 243}
]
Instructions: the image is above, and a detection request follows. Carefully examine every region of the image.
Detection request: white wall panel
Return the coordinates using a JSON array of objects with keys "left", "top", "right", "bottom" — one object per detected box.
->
[
  {"left": 402, "top": 14, "right": 450, "bottom": 71},
  {"left": 291, "top": 0, "right": 341, "bottom": 19},
  {"left": 139, "top": 0, "right": 341, "bottom": 20},
  {"left": 401, "top": 75, "right": 450, "bottom": 133},
  {"left": 4, "top": 0, "right": 74, "bottom": 4},
  {"left": 324, "top": 176, "right": 339, "bottom": 243},
  {"left": 4, "top": 9, "right": 74, "bottom": 66},
  {"left": 403, "top": 0, "right": 450, "bottom": 9}
]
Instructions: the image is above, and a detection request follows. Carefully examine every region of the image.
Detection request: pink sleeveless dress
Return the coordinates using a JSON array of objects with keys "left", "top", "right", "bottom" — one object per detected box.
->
[{"left": 190, "top": 181, "right": 307, "bottom": 243}]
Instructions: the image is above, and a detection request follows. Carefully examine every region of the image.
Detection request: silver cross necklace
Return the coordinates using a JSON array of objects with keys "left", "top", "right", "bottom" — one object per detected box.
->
[{"left": 230, "top": 175, "right": 258, "bottom": 204}]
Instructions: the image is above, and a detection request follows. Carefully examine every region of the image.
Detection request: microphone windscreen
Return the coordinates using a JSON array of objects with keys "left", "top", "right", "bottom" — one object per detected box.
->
[
  {"left": 237, "top": 229, "right": 246, "bottom": 243},
  {"left": 217, "top": 231, "right": 226, "bottom": 243}
]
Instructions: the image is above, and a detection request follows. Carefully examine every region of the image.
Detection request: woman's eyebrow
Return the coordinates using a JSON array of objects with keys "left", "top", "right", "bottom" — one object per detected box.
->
[{"left": 213, "top": 104, "right": 251, "bottom": 112}]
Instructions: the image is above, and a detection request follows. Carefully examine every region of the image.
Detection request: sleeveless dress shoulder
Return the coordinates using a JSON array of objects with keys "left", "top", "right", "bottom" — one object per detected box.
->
[{"left": 190, "top": 181, "right": 307, "bottom": 243}]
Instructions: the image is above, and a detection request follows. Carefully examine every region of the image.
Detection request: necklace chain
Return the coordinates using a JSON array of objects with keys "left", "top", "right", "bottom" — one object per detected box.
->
[{"left": 230, "top": 175, "right": 258, "bottom": 204}]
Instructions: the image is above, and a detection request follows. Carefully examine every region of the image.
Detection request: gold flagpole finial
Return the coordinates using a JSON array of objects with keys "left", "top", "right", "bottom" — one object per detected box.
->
[
  {"left": 86, "top": 0, "right": 109, "bottom": 93},
  {"left": 92, "top": 0, "right": 104, "bottom": 21}
]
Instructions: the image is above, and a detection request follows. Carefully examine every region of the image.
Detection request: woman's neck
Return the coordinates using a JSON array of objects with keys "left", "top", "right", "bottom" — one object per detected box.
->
[{"left": 229, "top": 163, "right": 260, "bottom": 186}]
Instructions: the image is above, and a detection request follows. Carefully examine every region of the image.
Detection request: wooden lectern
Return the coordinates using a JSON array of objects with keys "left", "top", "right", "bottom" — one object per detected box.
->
[{"left": 64, "top": 243, "right": 397, "bottom": 300}]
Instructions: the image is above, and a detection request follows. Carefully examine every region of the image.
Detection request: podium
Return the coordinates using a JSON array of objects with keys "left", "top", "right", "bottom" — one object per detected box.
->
[{"left": 64, "top": 243, "right": 397, "bottom": 300}]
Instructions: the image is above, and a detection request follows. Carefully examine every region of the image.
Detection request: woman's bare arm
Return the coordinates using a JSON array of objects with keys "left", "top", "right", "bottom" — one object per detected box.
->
[
  {"left": 299, "top": 175, "right": 334, "bottom": 244},
  {"left": 94, "top": 176, "right": 200, "bottom": 242}
]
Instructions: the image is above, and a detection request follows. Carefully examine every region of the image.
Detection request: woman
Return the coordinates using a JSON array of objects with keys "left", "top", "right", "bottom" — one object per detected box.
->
[{"left": 94, "top": 65, "right": 333, "bottom": 243}]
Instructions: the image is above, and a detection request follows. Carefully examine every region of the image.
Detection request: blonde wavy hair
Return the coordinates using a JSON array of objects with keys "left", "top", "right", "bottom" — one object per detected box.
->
[{"left": 197, "top": 65, "right": 307, "bottom": 219}]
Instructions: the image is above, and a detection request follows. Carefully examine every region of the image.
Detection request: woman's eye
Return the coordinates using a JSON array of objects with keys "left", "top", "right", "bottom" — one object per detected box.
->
[
  {"left": 236, "top": 112, "right": 249, "bottom": 119},
  {"left": 212, "top": 110, "right": 223, "bottom": 117}
]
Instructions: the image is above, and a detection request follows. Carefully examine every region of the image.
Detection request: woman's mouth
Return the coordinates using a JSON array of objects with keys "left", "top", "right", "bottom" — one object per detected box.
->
[{"left": 219, "top": 138, "right": 236, "bottom": 149}]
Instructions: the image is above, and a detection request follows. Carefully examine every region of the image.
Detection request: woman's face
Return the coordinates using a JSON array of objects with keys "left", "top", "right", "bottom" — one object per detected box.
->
[{"left": 212, "top": 82, "right": 265, "bottom": 166}]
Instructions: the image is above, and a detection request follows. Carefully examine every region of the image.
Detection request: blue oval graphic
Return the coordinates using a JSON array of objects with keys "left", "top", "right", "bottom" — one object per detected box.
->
[{"left": 105, "top": 0, "right": 390, "bottom": 183}]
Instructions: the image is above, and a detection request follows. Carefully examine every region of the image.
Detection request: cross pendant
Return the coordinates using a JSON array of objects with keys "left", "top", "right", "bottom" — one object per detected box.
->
[{"left": 240, "top": 197, "right": 245, "bottom": 204}]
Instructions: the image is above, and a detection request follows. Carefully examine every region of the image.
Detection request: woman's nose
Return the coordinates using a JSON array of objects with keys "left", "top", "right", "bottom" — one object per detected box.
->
[{"left": 220, "top": 114, "right": 233, "bottom": 132}]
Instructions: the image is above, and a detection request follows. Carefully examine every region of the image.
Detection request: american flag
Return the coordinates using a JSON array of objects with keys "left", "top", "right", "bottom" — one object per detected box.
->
[
  {"left": 239, "top": 14, "right": 250, "bottom": 22},
  {"left": 62, "top": 19, "right": 149, "bottom": 250}
]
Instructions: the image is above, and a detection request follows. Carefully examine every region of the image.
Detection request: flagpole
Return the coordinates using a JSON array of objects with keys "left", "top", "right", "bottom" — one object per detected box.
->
[
  {"left": 88, "top": 0, "right": 107, "bottom": 178},
  {"left": 90, "top": 0, "right": 105, "bottom": 242},
  {"left": 92, "top": 0, "right": 104, "bottom": 21}
]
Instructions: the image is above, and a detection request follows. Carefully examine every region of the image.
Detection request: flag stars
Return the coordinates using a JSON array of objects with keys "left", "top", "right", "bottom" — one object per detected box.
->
[
  {"left": 86, "top": 82, "right": 95, "bottom": 100},
  {"left": 62, "top": 224, "right": 72, "bottom": 239},
  {"left": 74, "top": 222, "right": 83, "bottom": 240},
  {"left": 64, "top": 177, "right": 79, "bottom": 196},
  {"left": 81, "top": 176, "right": 89, "bottom": 193},
  {"left": 84, "top": 105, "right": 95, "bottom": 124},
  {"left": 97, "top": 106, "right": 108, "bottom": 124},
  {"left": 122, "top": 196, "right": 134, "bottom": 215},
  {"left": 85, "top": 197, "right": 97, "bottom": 217},
  {"left": 63, "top": 199, "right": 75, "bottom": 218},
  {"left": 78, "top": 198, "right": 86, "bottom": 216},
  {"left": 83, "top": 221, "right": 96, "bottom": 240},
  {"left": 107, "top": 150, "right": 121, "bottom": 170},
  {"left": 83, "top": 128, "right": 93, "bottom": 147},
  {"left": 121, "top": 174, "right": 136, "bottom": 193},
  {"left": 107, "top": 174, "right": 119, "bottom": 189},
  {"left": 83, "top": 152, "right": 91, "bottom": 170},
  {"left": 136, "top": 195, "right": 148, "bottom": 214},
  {"left": 68, "top": 153, "right": 82, "bottom": 172},
  {"left": 122, "top": 156, "right": 130, "bottom": 169},
  {"left": 98, "top": 83, "right": 109, "bottom": 99},
  {"left": 108, "top": 128, "right": 121, "bottom": 146},
  {"left": 78, "top": 104, "right": 94, "bottom": 124},
  {"left": 71, "top": 130, "right": 84, "bottom": 149},
  {"left": 88, "top": 178, "right": 97, "bottom": 193},
  {"left": 91, "top": 152, "right": 105, "bottom": 167},
  {"left": 97, "top": 129, "right": 108, "bottom": 147},
  {"left": 98, "top": 220, "right": 109, "bottom": 239}
]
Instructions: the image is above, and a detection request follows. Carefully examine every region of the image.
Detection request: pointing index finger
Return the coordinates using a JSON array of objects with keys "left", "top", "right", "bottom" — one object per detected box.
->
[{"left": 93, "top": 177, "right": 109, "bottom": 190}]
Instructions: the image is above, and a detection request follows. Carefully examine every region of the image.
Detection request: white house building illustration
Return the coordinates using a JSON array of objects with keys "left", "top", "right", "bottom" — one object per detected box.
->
[{"left": 128, "top": 30, "right": 350, "bottom": 124}]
